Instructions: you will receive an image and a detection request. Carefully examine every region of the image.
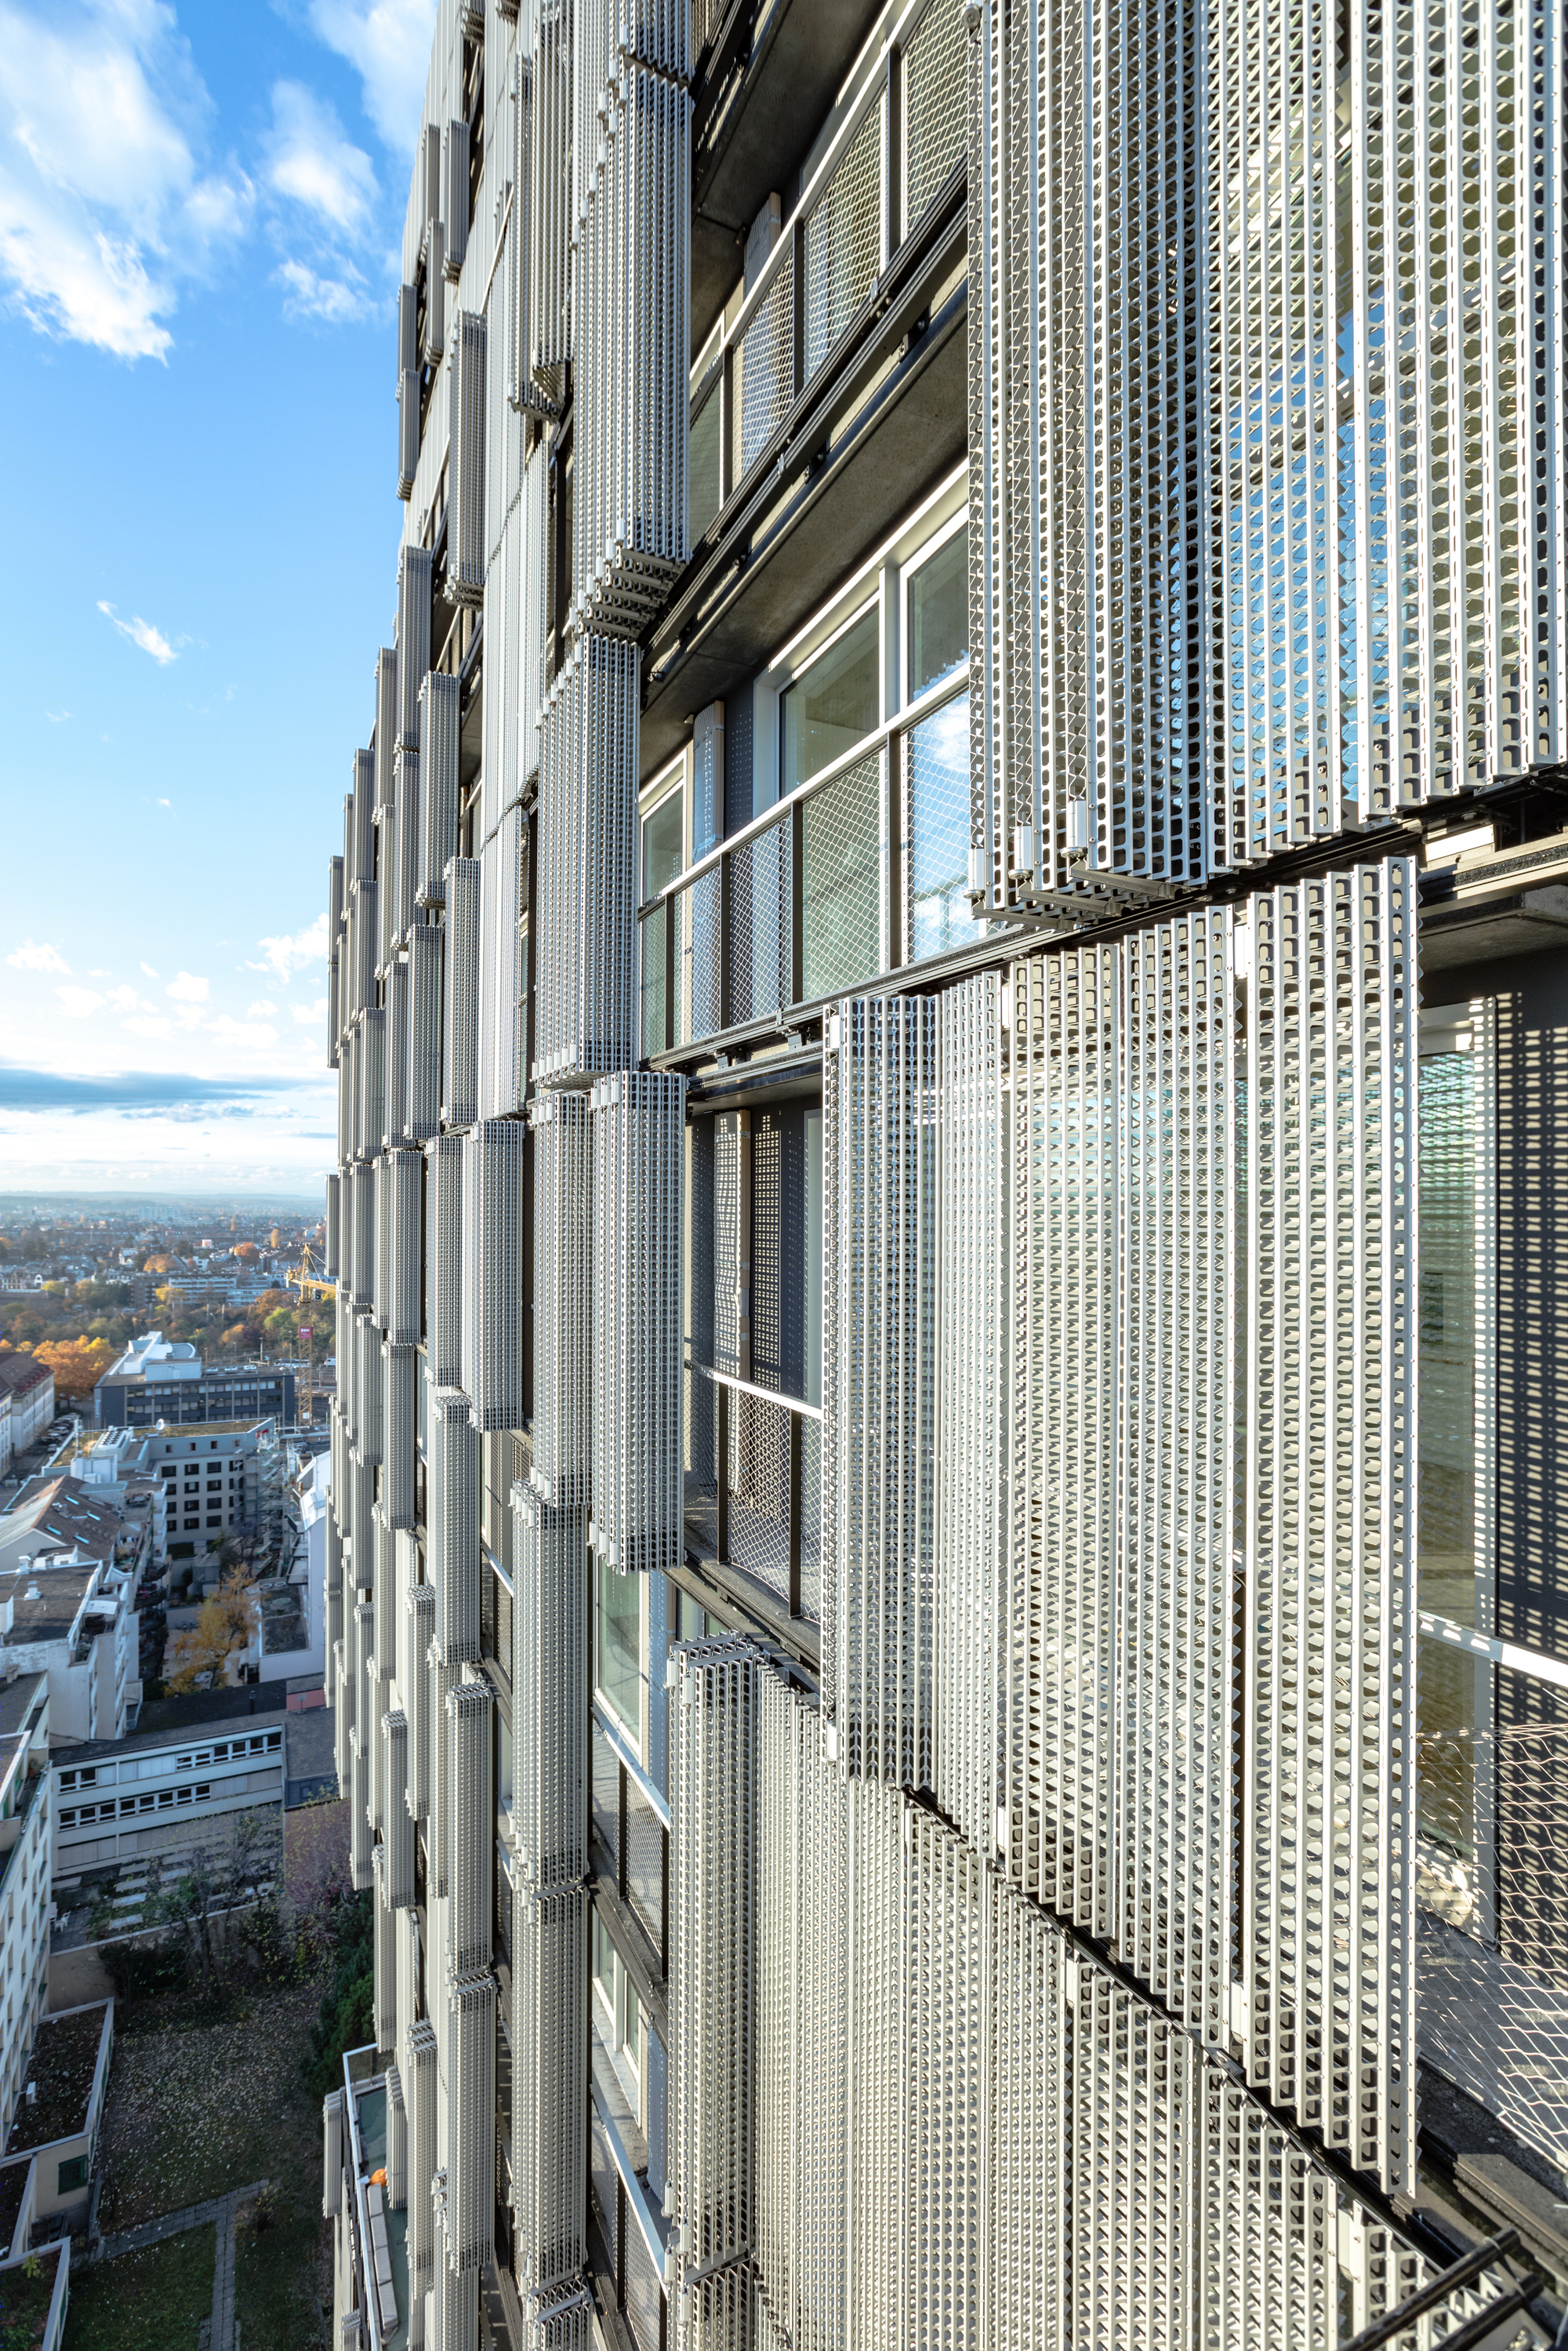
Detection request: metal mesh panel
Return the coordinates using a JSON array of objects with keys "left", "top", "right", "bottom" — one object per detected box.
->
[
  {"left": 513, "top": 1482, "right": 587, "bottom": 1890},
  {"left": 382, "top": 1343, "right": 417, "bottom": 1529},
  {"left": 822, "top": 997, "right": 936, "bottom": 1787},
  {"left": 528, "top": 2281, "right": 594, "bottom": 2351},
  {"left": 447, "top": 1681, "right": 495, "bottom": 1973},
  {"left": 445, "top": 1966, "right": 496, "bottom": 2270},
  {"left": 591, "top": 1711, "right": 619, "bottom": 1867},
  {"left": 800, "top": 752, "right": 882, "bottom": 1005},
  {"left": 902, "top": 0, "right": 966, "bottom": 234},
  {"left": 592, "top": 1071, "right": 686, "bottom": 1572},
  {"left": 426, "top": 1134, "right": 464, "bottom": 1387},
  {"left": 514, "top": 1881, "right": 588, "bottom": 2297},
  {"left": 905, "top": 692, "right": 975, "bottom": 965},
  {"left": 384, "top": 1710, "right": 414, "bottom": 1904},
  {"left": 623, "top": 2207, "right": 665, "bottom": 2351},
  {"left": 738, "top": 247, "right": 794, "bottom": 479},
  {"left": 402, "top": 1580, "right": 436, "bottom": 1817},
  {"left": 448, "top": 310, "right": 487, "bottom": 607},
  {"left": 460, "top": 1119, "right": 526, "bottom": 1430},
  {"left": 725, "top": 817, "right": 790, "bottom": 1029},
  {"left": 531, "top": 1088, "right": 593, "bottom": 1506},
  {"left": 804, "top": 101, "right": 881, "bottom": 379},
  {"left": 727, "top": 1390, "right": 790, "bottom": 1608},
  {"left": 641, "top": 903, "right": 666, "bottom": 1060},
  {"left": 625, "top": 1772, "right": 664, "bottom": 1955},
  {"left": 397, "top": 547, "right": 431, "bottom": 750},
  {"left": 383, "top": 1148, "right": 422, "bottom": 1345},
  {"left": 479, "top": 805, "right": 527, "bottom": 1117},
  {"left": 676, "top": 864, "right": 723, "bottom": 1047},
  {"left": 537, "top": 635, "right": 639, "bottom": 1084},
  {"left": 442, "top": 854, "right": 481, "bottom": 1128},
  {"left": 430, "top": 1387, "right": 482, "bottom": 1662},
  {"left": 683, "top": 1364, "right": 718, "bottom": 1556},
  {"left": 443, "top": 117, "right": 469, "bottom": 278},
  {"left": 418, "top": 672, "right": 462, "bottom": 907},
  {"left": 934, "top": 973, "right": 1004, "bottom": 1859},
  {"left": 1245, "top": 857, "right": 1418, "bottom": 2192},
  {"left": 589, "top": 2099, "right": 619, "bottom": 2287}
]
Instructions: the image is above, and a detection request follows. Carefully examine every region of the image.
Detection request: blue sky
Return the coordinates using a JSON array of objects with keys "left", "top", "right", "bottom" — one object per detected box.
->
[{"left": 0, "top": 0, "right": 437, "bottom": 1199}]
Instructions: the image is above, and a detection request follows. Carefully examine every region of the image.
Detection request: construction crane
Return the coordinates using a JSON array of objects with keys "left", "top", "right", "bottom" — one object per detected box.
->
[{"left": 288, "top": 1244, "right": 334, "bottom": 1430}]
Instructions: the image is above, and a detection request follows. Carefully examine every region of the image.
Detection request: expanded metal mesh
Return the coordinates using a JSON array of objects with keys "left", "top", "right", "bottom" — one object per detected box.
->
[
  {"left": 727, "top": 1390, "right": 791, "bottom": 1610},
  {"left": 591, "top": 1070, "right": 686, "bottom": 1572},
  {"left": 738, "top": 248, "right": 794, "bottom": 480},
  {"left": 513, "top": 1481, "right": 588, "bottom": 1891},
  {"left": 396, "top": 547, "right": 431, "bottom": 751},
  {"left": 460, "top": 1119, "right": 526, "bottom": 1430},
  {"left": 800, "top": 751, "right": 882, "bottom": 1005},
  {"left": 537, "top": 635, "right": 639, "bottom": 1084},
  {"left": 426, "top": 1133, "right": 464, "bottom": 1387},
  {"left": 822, "top": 997, "right": 935, "bottom": 1787},
  {"left": 514, "top": 1880, "right": 587, "bottom": 2298},
  {"left": 531, "top": 1086, "right": 593, "bottom": 1506},
  {"left": 418, "top": 672, "right": 461, "bottom": 907},
  {"left": 902, "top": 0, "right": 966, "bottom": 235},
  {"left": 804, "top": 100, "right": 881, "bottom": 379},
  {"left": 448, "top": 310, "right": 488, "bottom": 607},
  {"left": 442, "top": 854, "right": 481, "bottom": 1128},
  {"left": 429, "top": 1386, "right": 482, "bottom": 1662},
  {"left": 725, "top": 816, "right": 790, "bottom": 1029}
]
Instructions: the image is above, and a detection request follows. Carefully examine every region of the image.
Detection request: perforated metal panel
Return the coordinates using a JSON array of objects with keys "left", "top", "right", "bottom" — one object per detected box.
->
[
  {"left": 442, "top": 855, "right": 481, "bottom": 1128},
  {"left": 513, "top": 1482, "right": 587, "bottom": 1888},
  {"left": 1243, "top": 858, "right": 1418, "bottom": 2191},
  {"left": 408, "top": 920, "right": 445, "bottom": 1139},
  {"left": 529, "top": 1087, "right": 592, "bottom": 1506},
  {"left": 448, "top": 311, "right": 488, "bottom": 606},
  {"left": 514, "top": 1881, "right": 587, "bottom": 2298},
  {"left": 527, "top": 0, "right": 572, "bottom": 405},
  {"left": 429, "top": 1387, "right": 481, "bottom": 1663},
  {"left": 536, "top": 636, "right": 639, "bottom": 1084},
  {"left": 443, "top": 118, "right": 470, "bottom": 278},
  {"left": 397, "top": 547, "right": 432, "bottom": 750},
  {"left": 446, "top": 1681, "right": 494, "bottom": 1973},
  {"left": 419, "top": 672, "right": 462, "bottom": 907},
  {"left": 444, "top": 1966, "right": 496, "bottom": 2272},
  {"left": 591, "top": 1070, "right": 686, "bottom": 1572},
  {"left": 426, "top": 1136, "right": 465, "bottom": 1387},
  {"left": 383, "top": 1343, "right": 417, "bottom": 1529},
  {"left": 822, "top": 997, "right": 936, "bottom": 1787},
  {"left": 460, "top": 1119, "right": 526, "bottom": 1430}
]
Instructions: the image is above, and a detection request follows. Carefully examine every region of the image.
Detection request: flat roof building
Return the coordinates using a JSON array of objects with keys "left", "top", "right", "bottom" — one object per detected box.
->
[{"left": 93, "top": 1335, "right": 294, "bottom": 1433}]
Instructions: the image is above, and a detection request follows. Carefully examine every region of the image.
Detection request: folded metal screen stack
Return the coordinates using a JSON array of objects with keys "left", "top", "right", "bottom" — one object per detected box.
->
[
  {"left": 382, "top": 1343, "right": 416, "bottom": 1528},
  {"left": 380, "top": 1149, "right": 422, "bottom": 1344},
  {"left": 356, "top": 1314, "right": 383, "bottom": 1465},
  {"left": 418, "top": 673, "right": 461, "bottom": 906},
  {"left": 445, "top": 1969, "right": 496, "bottom": 2273},
  {"left": 425, "top": 1135, "right": 464, "bottom": 1387},
  {"left": 514, "top": 1879, "right": 588, "bottom": 2305},
  {"left": 383, "top": 959, "right": 410, "bottom": 1146},
  {"left": 429, "top": 1386, "right": 481, "bottom": 1663},
  {"left": 405, "top": 2020, "right": 438, "bottom": 2304},
  {"left": 408, "top": 920, "right": 445, "bottom": 1139},
  {"left": 375, "top": 653, "right": 397, "bottom": 810},
  {"left": 460, "top": 1118, "right": 526, "bottom": 1430},
  {"left": 384, "top": 1710, "right": 414, "bottom": 1903},
  {"left": 447, "top": 1681, "right": 495, "bottom": 1972},
  {"left": 530, "top": 1088, "right": 593, "bottom": 1507},
  {"left": 394, "top": 746, "right": 421, "bottom": 947},
  {"left": 512, "top": 1482, "right": 587, "bottom": 1889},
  {"left": 535, "top": 635, "right": 639, "bottom": 1084},
  {"left": 478, "top": 804, "right": 527, "bottom": 1117},
  {"left": 526, "top": 0, "right": 572, "bottom": 408},
  {"left": 448, "top": 311, "right": 488, "bottom": 605},
  {"left": 442, "top": 855, "right": 481, "bottom": 1129},
  {"left": 397, "top": 548, "right": 431, "bottom": 752},
  {"left": 443, "top": 118, "right": 470, "bottom": 277},
  {"left": 372, "top": 1845, "right": 397, "bottom": 2053},
  {"left": 822, "top": 997, "right": 937, "bottom": 1788},
  {"left": 401, "top": 1581, "right": 437, "bottom": 1818},
  {"left": 590, "top": 1071, "right": 685, "bottom": 1572}
]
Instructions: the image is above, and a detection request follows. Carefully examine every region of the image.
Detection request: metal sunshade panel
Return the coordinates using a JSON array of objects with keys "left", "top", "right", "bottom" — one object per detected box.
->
[
  {"left": 513, "top": 1481, "right": 588, "bottom": 1889},
  {"left": 514, "top": 1880, "right": 588, "bottom": 2298},
  {"left": 530, "top": 1086, "right": 593, "bottom": 1506},
  {"left": 426, "top": 1136, "right": 466, "bottom": 1387},
  {"left": 448, "top": 311, "right": 488, "bottom": 607},
  {"left": 408, "top": 920, "right": 445, "bottom": 1139},
  {"left": 460, "top": 1118, "right": 527, "bottom": 1430},
  {"left": 526, "top": 0, "right": 573, "bottom": 407},
  {"left": 822, "top": 997, "right": 938, "bottom": 1790},
  {"left": 396, "top": 548, "right": 432, "bottom": 750},
  {"left": 477, "top": 805, "right": 527, "bottom": 1118},
  {"left": 446, "top": 1681, "right": 495, "bottom": 1973},
  {"left": 418, "top": 671, "right": 462, "bottom": 907},
  {"left": 443, "top": 118, "right": 470, "bottom": 279},
  {"left": 590, "top": 1070, "right": 686, "bottom": 1573},
  {"left": 374, "top": 657, "right": 397, "bottom": 815},
  {"left": 445, "top": 1967, "right": 497, "bottom": 2273},
  {"left": 535, "top": 634, "right": 640, "bottom": 1085},
  {"left": 382, "top": 1343, "right": 418, "bottom": 1528},
  {"left": 429, "top": 1386, "right": 483, "bottom": 1662},
  {"left": 442, "top": 854, "right": 481, "bottom": 1128}
]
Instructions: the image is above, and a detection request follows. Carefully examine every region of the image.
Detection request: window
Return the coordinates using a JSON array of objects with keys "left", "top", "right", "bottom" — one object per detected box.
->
[
  {"left": 641, "top": 790, "right": 683, "bottom": 903},
  {"left": 57, "top": 2155, "right": 88, "bottom": 2194},
  {"left": 596, "top": 1558, "right": 641, "bottom": 1734},
  {"left": 906, "top": 524, "right": 967, "bottom": 701},
  {"left": 780, "top": 605, "right": 880, "bottom": 794},
  {"left": 905, "top": 690, "right": 975, "bottom": 962}
]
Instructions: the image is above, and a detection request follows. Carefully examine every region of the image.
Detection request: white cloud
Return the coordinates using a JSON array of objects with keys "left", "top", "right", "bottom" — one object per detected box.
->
[
  {"left": 165, "top": 970, "right": 208, "bottom": 1003},
  {"left": 56, "top": 984, "right": 103, "bottom": 1017},
  {"left": 274, "top": 256, "right": 370, "bottom": 325},
  {"left": 140, "top": 961, "right": 158, "bottom": 976},
  {"left": 120, "top": 1012, "right": 172, "bottom": 1041},
  {"left": 155, "top": 797, "right": 170, "bottom": 808},
  {"left": 250, "top": 911, "right": 328, "bottom": 983},
  {"left": 6, "top": 939, "right": 70, "bottom": 972},
  {"left": 247, "top": 999, "right": 277, "bottom": 1018},
  {"left": 45, "top": 708, "right": 70, "bottom": 723},
  {"left": 208, "top": 1013, "right": 278, "bottom": 1047},
  {"left": 97, "top": 600, "right": 176, "bottom": 663},
  {"left": 265, "top": 82, "right": 376, "bottom": 235},
  {"left": 307, "top": 0, "right": 437, "bottom": 154},
  {"left": 0, "top": 0, "right": 251, "bottom": 359},
  {"left": 292, "top": 997, "right": 328, "bottom": 1027},
  {"left": 105, "top": 984, "right": 141, "bottom": 1011}
]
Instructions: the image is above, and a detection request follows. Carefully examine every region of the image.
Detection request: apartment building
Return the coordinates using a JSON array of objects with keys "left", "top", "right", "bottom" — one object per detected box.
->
[
  {"left": 0, "top": 1673, "right": 49, "bottom": 2150},
  {"left": 322, "top": 1, "right": 1568, "bottom": 2346},
  {"left": 0, "top": 1566, "right": 133, "bottom": 1748},
  {"left": 0, "top": 1359, "right": 55, "bottom": 1457},
  {"left": 51, "top": 1710, "right": 285, "bottom": 1873},
  {"left": 143, "top": 1424, "right": 274, "bottom": 1559},
  {"left": 93, "top": 1333, "right": 295, "bottom": 1431}
]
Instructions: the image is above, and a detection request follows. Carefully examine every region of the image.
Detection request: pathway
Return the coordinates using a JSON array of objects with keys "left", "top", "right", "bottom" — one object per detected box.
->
[{"left": 94, "top": 2176, "right": 267, "bottom": 2351}]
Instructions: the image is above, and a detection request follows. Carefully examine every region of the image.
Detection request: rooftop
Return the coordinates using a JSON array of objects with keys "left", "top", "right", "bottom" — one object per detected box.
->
[
  {"left": 99, "top": 1332, "right": 201, "bottom": 1385},
  {"left": 0, "top": 2157, "right": 29, "bottom": 2252},
  {"left": 1, "top": 1566, "right": 102, "bottom": 1648},
  {"left": 5, "top": 2003, "right": 110, "bottom": 2154},
  {"left": 0, "top": 1476, "right": 126, "bottom": 1568},
  {"left": 0, "top": 1672, "right": 46, "bottom": 1738},
  {"left": 0, "top": 1357, "right": 50, "bottom": 1400},
  {"left": 54, "top": 1700, "right": 288, "bottom": 1768}
]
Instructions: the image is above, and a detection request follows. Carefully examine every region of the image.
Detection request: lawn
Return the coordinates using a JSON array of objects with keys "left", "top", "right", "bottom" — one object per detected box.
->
[{"left": 63, "top": 2226, "right": 214, "bottom": 2351}]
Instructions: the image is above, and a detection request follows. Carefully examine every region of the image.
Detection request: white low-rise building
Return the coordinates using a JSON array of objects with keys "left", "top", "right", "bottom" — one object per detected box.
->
[
  {"left": 53, "top": 1710, "right": 285, "bottom": 1871},
  {"left": 0, "top": 1672, "right": 50, "bottom": 2148},
  {"left": 0, "top": 1564, "right": 132, "bottom": 1747}
]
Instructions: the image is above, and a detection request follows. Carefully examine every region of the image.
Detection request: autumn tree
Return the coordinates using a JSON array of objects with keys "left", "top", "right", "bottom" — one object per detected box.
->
[
  {"left": 167, "top": 1564, "right": 261, "bottom": 1694},
  {"left": 234, "top": 1241, "right": 260, "bottom": 1263},
  {"left": 32, "top": 1335, "right": 114, "bottom": 1399}
]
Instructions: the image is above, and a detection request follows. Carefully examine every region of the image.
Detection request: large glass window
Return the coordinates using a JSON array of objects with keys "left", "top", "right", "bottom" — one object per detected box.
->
[
  {"left": 597, "top": 1556, "right": 641, "bottom": 1733},
  {"left": 688, "top": 389, "right": 722, "bottom": 544},
  {"left": 906, "top": 689, "right": 974, "bottom": 961},
  {"left": 780, "top": 606, "right": 880, "bottom": 795},
  {"left": 906, "top": 525, "right": 967, "bottom": 700},
  {"left": 641, "top": 792, "right": 683, "bottom": 903}
]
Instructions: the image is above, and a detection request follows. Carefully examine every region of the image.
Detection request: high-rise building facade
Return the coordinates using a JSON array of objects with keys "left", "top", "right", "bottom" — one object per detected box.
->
[{"left": 321, "top": 0, "right": 1568, "bottom": 2345}]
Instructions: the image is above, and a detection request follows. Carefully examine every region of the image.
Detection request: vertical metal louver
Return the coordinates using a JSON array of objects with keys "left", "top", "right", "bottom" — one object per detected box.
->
[
  {"left": 350, "top": 1162, "right": 376, "bottom": 1309},
  {"left": 477, "top": 805, "right": 526, "bottom": 1117},
  {"left": 444, "top": 1968, "right": 496, "bottom": 2273},
  {"left": 526, "top": 0, "right": 572, "bottom": 405},
  {"left": 325, "top": 1172, "right": 341, "bottom": 1280},
  {"left": 385, "top": 2065, "right": 406, "bottom": 2211},
  {"left": 397, "top": 547, "right": 432, "bottom": 750},
  {"left": 383, "top": 1149, "right": 422, "bottom": 1346},
  {"left": 442, "top": 855, "right": 481, "bottom": 1128},
  {"left": 351, "top": 750, "right": 376, "bottom": 878},
  {"left": 591, "top": 1071, "right": 686, "bottom": 1572},
  {"left": 405, "top": 2019, "right": 439, "bottom": 2303},
  {"left": 322, "top": 2089, "right": 343, "bottom": 2217},
  {"left": 529, "top": 1088, "right": 592, "bottom": 1507},
  {"left": 446, "top": 1680, "right": 495, "bottom": 1971},
  {"left": 401, "top": 1580, "right": 436, "bottom": 1817},
  {"left": 822, "top": 997, "right": 937, "bottom": 1787},
  {"left": 372, "top": 1844, "right": 397, "bottom": 2052},
  {"left": 418, "top": 671, "right": 462, "bottom": 906},
  {"left": 536, "top": 636, "right": 640, "bottom": 1084},
  {"left": 383, "top": 959, "right": 410, "bottom": 1147},
  {"left": 428, "top": 1386, "right": 481, "bottom": 1662},
  {"left": 394, "top": 746, "right": 421, "bottom": 949},
  {"left": 443, "top": 119, "right": 470, "bottom": 279},
  {"left": 460, "top": 1118, "right": 526, "bottom": 1430},
  {"left": 512, "top": 1482, "right": 587, "bottom": 1888},
  {"left": 426, "top": 1136, "right": 464, "bottom": 1386},
  {"left": 448, "top": 311, "right": 488, "bottom": 606},
  {"left": 330, "top": 849, "right": 346, "bottom": 952},
  {"left": 965, "top": 0, "right": 1210, "bottom": 908},
  {"left": 382, "top": 1343, "right": 417, "bottom": 1528},
  {"left": 374, "top": 1509, "right": 398, "bottom": 1672},
  {"left": 571, "top": 57, "right": 691, "bottom": 635},
  {"left": 934, "top": 973, "right": 1005, "bottom": 1859},
  {"left": 509, "top": 54, "right": 554, "bottom": 417},
  {"left": 521, "top": 445, "right": 548, "bottom": 755},
  {"left": 1243, "top": 857, "right": 1418, "bottom": 2192},
  {"left": 384, "top": 1710, "right": 414, "bottom": 1904},
  {"left": 356, "top": 1312, "right": 383, "bottom": 1464},
  {"left": 398, "top": 369, "right": 419, "bottom": 500},
  {"left": 374, "top": 656, "right": 397, "bottom": 813},
  {"left": 408, "top": 921, "right": 445, "bottom": 1140},
  {"left": 670, "top": 1640, "right": 758, "bottom": 2322},
  {"left": 423, "top": 217, "right": 446, "bottom": 362},
  {"left": 352, "top": 885, "right": 379, "bottom": 1021},
  {"left": 513, "top": 1880, "right": 587, "bottom": 2300}
]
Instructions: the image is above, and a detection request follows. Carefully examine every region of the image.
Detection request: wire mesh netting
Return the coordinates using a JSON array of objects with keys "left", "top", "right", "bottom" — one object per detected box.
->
[
  {"left": 677, "top": 866, "right": 723, "bottom": 1045},
  {"left": 804, "top": 103, "right": 882, "bottom": 378},
  {"left": 906, "top": 689, "right": 975, "bottom": 964},
  {"left": 588, "top": 2099, "right": 619, "bottom": 2284},
  {"left": 902, "top": 0, "right": 967, "bottom": 234},
  {"left": 801, "top": 750, "right": 882, "bottom": 1002},
  {"left": 727, "top": 818, "right": 792, "bottom": 1027},
  {"left": 640, "top": 903, "right": 666, "bottom": 1061},
  {"left": 626, "top": 1775, "right": 665, "bottom": 1957},
  {"left": 739, "top": 247, "right": 796, "bottom": 478},
  {"left": 591, "top": 1713, "right": 620, "bottom": 1870},
  {"left": 684, "top": 1364, "right": 718, "bottom": 1553},
  {"left": 623, "top": 2211, "right": 662, "bottom": 2351},
  {"left": 728, "top": 1388, "right": 792, "bottom": 1608}
]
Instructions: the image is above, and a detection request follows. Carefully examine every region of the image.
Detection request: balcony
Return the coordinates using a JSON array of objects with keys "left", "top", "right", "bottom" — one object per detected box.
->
[
  {"left": 334, "top": 2047, "right": 408, "bottom": 2350},
  {"left": 644, "top": 0, "right": 969, "bottom": 773}
]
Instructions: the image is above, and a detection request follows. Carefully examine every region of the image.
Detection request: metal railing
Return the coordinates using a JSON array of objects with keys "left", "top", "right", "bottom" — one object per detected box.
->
[
  {"left": 683, "top": 1357, "right": 821, "bottom": 1625},
  {"left": 641, "top": 677, "right": 971, "bottom": 1059},
  {"left": 688, "top": 0, "right": 967, "bottom": 540}
]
